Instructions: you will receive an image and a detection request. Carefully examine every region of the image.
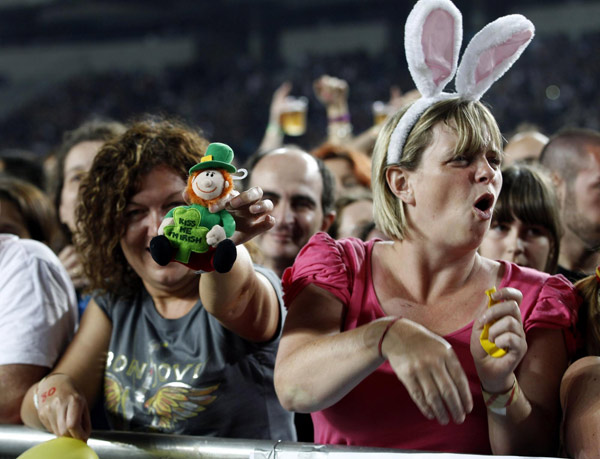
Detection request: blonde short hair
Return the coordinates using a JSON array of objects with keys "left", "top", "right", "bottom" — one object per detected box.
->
[{"left": 372, "top": 98, "right": 503, "bottom": 241}]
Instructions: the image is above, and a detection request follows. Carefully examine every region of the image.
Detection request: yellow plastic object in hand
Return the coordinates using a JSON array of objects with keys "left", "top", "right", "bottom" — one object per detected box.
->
[
  {"left": 479, "top": 287, "right": 507, "bottom": 358},
  {"left": 17, "top": 437, "right": 98, "bottom": 459}
]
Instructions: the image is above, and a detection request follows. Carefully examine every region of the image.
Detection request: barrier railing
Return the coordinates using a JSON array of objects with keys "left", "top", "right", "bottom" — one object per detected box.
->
[
  {"left": 0, "top": 425, "right": 402, "bottom": 459},
  {"left": 0, "top": 425, "right": 560, "bottom": 459}
]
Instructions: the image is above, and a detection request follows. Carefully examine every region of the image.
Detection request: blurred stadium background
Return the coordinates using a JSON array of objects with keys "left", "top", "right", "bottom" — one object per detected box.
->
[{"left": 0, "top": 0, "right": 598, "bottom": 162}]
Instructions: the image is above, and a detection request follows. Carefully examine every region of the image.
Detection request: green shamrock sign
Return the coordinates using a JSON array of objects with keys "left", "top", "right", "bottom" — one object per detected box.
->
[{"left": 163, "top": 207, "right": 210, "bottom": 263}]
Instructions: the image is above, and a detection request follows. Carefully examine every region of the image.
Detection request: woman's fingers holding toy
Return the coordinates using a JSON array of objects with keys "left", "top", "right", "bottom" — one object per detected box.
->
[
  {"left": 248, "top": 198, "right": 274, "bottom": 215},
  {"left": 228, "top": 186, "right": 264, "bottom": 210},
  {"left": 228, "top": 187, "right": 276, "bottom": 245},
  {"left": 228, "top": 187, "right": 274, "bottom": 218}
]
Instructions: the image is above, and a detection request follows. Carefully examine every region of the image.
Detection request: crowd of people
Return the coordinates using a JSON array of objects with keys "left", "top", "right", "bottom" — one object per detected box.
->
[
  {"left": 1, "top": 0, "right": 600, "bottom": 457},
  {"left": 0, "top": 30, "right": 598, "bottom": 163}
]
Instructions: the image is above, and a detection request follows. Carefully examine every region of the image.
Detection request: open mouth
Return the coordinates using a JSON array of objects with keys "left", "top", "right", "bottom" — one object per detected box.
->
[{"left": 474, "top": 194, "right": 494, "bottom": 213}]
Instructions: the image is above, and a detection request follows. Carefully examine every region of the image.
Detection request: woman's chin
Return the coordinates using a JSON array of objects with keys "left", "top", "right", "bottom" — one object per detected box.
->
[{"left": 144, "top": 261, "right": 196, "bottom": 288}]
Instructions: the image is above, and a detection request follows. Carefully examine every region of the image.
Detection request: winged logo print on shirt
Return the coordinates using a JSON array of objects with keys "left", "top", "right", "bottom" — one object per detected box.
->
[
  {"left": 104, "top": 373, "right": 219, "bottom": 431},
  {"left": 105, "top": 372, "right": 130, "bottom": 417},
  {"left": 144, "top": 381, "right": 219, "bottom": 430}
]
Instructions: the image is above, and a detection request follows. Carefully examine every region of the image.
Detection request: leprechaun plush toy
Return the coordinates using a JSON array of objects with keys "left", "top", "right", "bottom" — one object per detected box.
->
[{"left": 149, "top": 142, "right": 238, "bottom": 273}]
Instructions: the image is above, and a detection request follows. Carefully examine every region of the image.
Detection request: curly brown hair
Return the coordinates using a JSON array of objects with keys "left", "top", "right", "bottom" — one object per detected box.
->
[{"left": 76, "top": 117, "right": 208, "bottom": 297}]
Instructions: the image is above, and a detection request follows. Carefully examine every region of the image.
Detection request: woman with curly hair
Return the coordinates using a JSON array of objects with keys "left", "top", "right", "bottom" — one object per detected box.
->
[{"left": 20, "top": 117, "right": 295, "bottom": 442}]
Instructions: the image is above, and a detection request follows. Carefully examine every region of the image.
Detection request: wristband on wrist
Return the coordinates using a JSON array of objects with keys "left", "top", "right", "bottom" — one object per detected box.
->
[
  {"left": 328, "top": 113, "right": 351, "bottom": 123},
  {"left": 481, "top": 377, "right": 520, "bottom": 415},
  {"left": 328, "top": 124, "right": 353, "bottom": 139},
  {"left": 377, "top": 317, "right": 401, "bottom": 359}
]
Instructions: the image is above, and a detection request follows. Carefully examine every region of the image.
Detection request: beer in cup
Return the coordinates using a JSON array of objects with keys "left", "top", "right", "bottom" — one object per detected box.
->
[
  {"left": 280, "top": 96, "right": 308, "bottom": 136},
  {"left": 372, "top": 101, "right": 391, "bottom": 126}
]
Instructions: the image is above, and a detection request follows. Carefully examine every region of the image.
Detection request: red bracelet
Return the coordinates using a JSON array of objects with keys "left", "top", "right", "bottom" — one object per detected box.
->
[{"left": 378, "top": 317, "right": 401, "bottom": 359}]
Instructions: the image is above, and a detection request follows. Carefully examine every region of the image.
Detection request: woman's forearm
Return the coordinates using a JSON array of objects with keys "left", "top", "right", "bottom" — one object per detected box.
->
[
  {"left": 200, "top": 246, "right": 279, "bottom": 342},
  {"left": 274, "top": 318, "right": 389, "bottom": 412}
]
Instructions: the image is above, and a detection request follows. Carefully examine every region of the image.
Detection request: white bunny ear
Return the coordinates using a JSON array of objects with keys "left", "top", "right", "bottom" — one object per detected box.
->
[
  {"left": 405, "top": 0, "right": 463, "bottom": 98},
  {"left": 455, "top": 15, "right": 534, "bottom": 101}
]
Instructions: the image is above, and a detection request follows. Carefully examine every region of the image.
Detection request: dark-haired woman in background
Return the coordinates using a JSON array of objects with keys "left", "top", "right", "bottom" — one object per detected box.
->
[
  {"left": 51, "top": 119, "right": 126, "bottom": 317},
  {"left": 479, "top": 164, "right": 562, "bottom": 274}
]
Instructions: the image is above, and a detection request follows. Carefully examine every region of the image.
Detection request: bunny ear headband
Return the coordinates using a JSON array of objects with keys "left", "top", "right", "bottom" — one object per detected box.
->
[{"left": 387, "top": 0, "right": 535, "bottom": 165}]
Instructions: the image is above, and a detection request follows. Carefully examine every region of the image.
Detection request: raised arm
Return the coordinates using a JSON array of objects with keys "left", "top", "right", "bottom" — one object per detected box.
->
[
  {"left": 20, "top": 300, "right": 111, "bottom": 441},
  {"left": 257, "top": 82, "right": 291, "bottom": 153},
  {"left": 200, "top": 187, "right": 280, "bottom": 342},
  {"left": 470, "top": 287, "right": 568, "bottom": 455},
  {"left": 313, "top": 75, "right": 353, "bottom": 145}
]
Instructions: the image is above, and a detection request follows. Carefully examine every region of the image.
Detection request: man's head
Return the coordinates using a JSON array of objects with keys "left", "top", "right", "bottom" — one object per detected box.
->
[
  {"left": 246, "top": 146, "right": 336, "bottom": 275},
  {"left": 503, "top": 130, "right": 548, "bottom": 166},
  {"left": 540, "top": 128, "right": 600, "bottom": 253}
]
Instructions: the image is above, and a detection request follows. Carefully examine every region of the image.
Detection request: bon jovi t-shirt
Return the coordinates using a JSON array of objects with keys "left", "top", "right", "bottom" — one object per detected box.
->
[{"left": 95, "top": 265, "right": 295, "bottom": 441}]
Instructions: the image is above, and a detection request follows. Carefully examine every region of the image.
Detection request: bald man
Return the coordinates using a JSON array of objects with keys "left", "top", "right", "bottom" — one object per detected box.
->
[
  {"left": 503, "top": 130, "right": 549, "bottom": 166},
  {"left": 246, "top": 147, "right": 336, "bottom": 278}
]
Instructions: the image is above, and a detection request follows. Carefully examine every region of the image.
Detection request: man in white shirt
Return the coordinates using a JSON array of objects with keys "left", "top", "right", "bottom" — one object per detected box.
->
[{"left": 0, "top": 234, "right": 77, "bottom": 423}]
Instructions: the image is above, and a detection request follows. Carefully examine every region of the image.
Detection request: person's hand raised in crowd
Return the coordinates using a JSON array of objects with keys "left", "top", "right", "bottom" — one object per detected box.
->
[
  {"left": 313, "top": 75, "right": 349, "bottom": 108},
  {"left": 470, "top": 287, "right": 527, "bottom": 394},
  {"left": 34, "top": 373, "right": 91, "bottom": 442},
  {"left": 387, "top": 86, "right": 421, "bottom": 113},
  {"left": 268, "top": 81, "right": 293, "bottom": 127},
  {"left": 58, "top": 244, "right": 88, "bottom": 290},
  {"left": 380, "top": 318, "right": 473, "bottom": 425}
]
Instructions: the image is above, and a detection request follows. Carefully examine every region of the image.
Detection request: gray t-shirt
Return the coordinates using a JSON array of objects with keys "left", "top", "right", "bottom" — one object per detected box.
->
[{"left": 95, "top": 265, "right": 295, "bottom": 441}]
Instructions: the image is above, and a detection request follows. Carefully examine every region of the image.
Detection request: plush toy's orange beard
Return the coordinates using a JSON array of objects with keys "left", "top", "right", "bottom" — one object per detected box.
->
[{"left": 187, "top": 169, "right": 234, "bottom": 208}]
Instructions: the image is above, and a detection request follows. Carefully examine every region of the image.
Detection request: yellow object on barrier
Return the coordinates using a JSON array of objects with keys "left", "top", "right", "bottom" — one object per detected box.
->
[
  {"left": 17, "top": 436, "right": 98, "bottom": 459},
  {"left": 479, "top": 287, "right": 508, "bottom": 358}
]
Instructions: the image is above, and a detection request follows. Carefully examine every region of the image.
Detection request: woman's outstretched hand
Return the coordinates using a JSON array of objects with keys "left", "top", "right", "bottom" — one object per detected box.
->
[
  {"left": 381, "top": 318, "right": 473, "bottom": 425},
  {"left": 182, "top": 186, "right": 274, "bottom": 247},
  {"left": 470, "top": 287, "right": 527, "bottom": 393},
  {"left": 226, "top": 187, "right": 274, "bottom": 246}
]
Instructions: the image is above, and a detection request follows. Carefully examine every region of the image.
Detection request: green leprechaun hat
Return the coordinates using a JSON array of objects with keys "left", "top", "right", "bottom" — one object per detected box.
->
[{"left": 189, "top": 142, "right": 237, "bottom": 174}]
